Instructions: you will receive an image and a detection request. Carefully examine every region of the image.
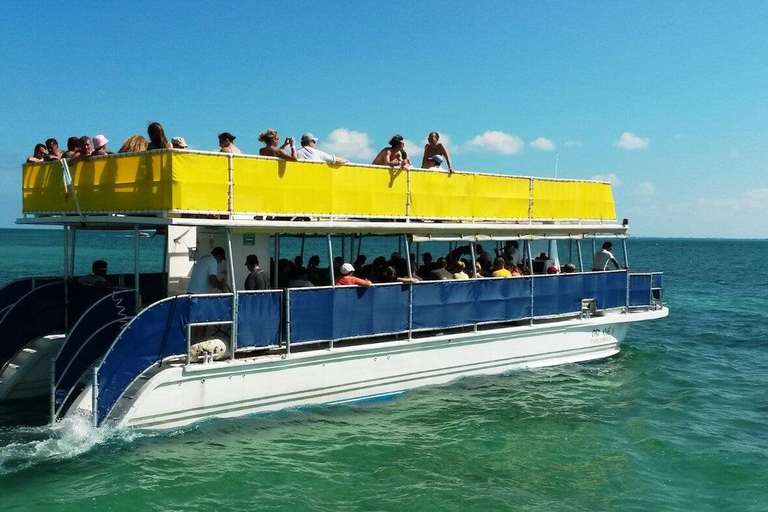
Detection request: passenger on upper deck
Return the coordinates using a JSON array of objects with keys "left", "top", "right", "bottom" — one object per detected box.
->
[
  {"left": 296, "top": 133, "right": 347, "bottom": 164},
  {"left": 335, "top": 263, "right": 373, "bottom": 287},
  {"left": 218, "top": 132, "right": 242, "bottom": 154},
  {"left": 91, "top": 135, "right": 113, "bottom": 156},
  {"left": 259, "top": 129, "right": 298, "bottom": 161},
  {"left": 421, "top": 132, "right": 453, "bottom": 174},
  {"left": 372, "top": 135, "right": 410, "bottom": 168},
  {"left": 592, "top": 242, "right": 622, "bottom": 271},
  {"left": 147, "top": 122, "right": 172, "bottom": 150},
  {"left": 62, "top": 137, "right": 80, "bottom": 159},
  {"left": 119, "top": 135, "right": 148, "bottom": 153},
  {"left": 68, "top": 136, "right": 92, "bottom": 163},
  {"left": 26, "top": 144, "right": 47, "bottom": 163},
  {"left": 244, "top": 254, "right": 270, "bottom": 291},
  {"left": 187, "top": 247, "right": 226, "bottom": 294},
  {"left": 79, "top": 260, "right": 108, "bottom": 287},
  {"left": 171, "top": 137, "right": 189, "bottom": 149},
  {"left": 45, "top": 138, "right": 63, "bottom": 161}
]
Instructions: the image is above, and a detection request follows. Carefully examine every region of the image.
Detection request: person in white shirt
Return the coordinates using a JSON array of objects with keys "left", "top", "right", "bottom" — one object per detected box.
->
[
  {"left": 296, "top": 133, "right": 347, "bottom": 164},
  {"left": 187, "top": 247, "right": 227, "bottom": 293},
  {"left": 592, "top": 242, "right": 622, "bottom": 271}
]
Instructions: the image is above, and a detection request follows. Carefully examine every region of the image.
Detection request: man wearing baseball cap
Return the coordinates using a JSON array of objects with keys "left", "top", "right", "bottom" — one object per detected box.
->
[
  {"left": 296, "top": 132, "right": 347, "bottom": 164},
  {"left": 335, "top": 262, "right": 372, "bottom": 287},
  {"left": 244, "top": 254, "right": 270, "bottom": 290},
  {"left": 218, "top": 132, "right": 242, "bottom": 154},
  {"left": 171, "top": 137, "right": 189, "bottom": 149}
]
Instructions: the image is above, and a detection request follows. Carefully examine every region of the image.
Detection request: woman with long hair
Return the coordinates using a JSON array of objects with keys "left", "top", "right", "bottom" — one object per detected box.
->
[
  {"left": 118, "top": 135, "right": 149, "bottom": 153},
  {"left": 147, "top": 122, "right": 171, "bottom": 150}
]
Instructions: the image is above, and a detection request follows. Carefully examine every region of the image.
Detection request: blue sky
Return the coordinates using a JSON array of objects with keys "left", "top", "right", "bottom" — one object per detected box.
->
[{"left": 1, "top": 2, "right": 766, "bottom": 237}]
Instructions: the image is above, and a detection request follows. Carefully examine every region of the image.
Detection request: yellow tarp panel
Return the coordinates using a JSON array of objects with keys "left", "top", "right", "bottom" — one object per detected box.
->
[
  {"left": 22, "top": 153, "right": 172, "bottom": 213},
  {"left": 409, "top": 170, "right": 473, "bottom": 218},
  {"left": 471, "top": 174, "right": 531, "bottom": 219},
  {"left": 171, "top": 153, "right": 229, "bottom": 212},
  {"left": 233, "top": 159, "right": 407, "bottom": 217},
  {"left": 531, "top": 179, "right": 615, "bottom": 220},
  {"left": 21, "top": 153, "right": 616, "bottom": 221}
]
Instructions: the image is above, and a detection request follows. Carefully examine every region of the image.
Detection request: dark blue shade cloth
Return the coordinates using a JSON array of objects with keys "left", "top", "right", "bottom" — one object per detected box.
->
[{"left": 237, "top": 291, "right": 282, "bottom": 348}]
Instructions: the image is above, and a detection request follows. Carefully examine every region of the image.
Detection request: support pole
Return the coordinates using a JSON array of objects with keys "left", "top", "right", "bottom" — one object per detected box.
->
[
  {"left": 527, "top": 240, "right": 534, "bottom": 325},
  {"left": 226, "top": 229, "right": 238, "bottom": 359},
  {"left": 63, "top": 226, "right": 69, "bottom": 330},
  {"left": 134, "top": 225, "right": 140, "bottom": 312},
  {"left": 273, "top": 234, "right": 280, "bottom": 288},
  {"left": 327, "top": 234, "right": 335, "bottom": 286},
  {"left": 285, "top": 289, "right": 292, "bottom": 355},
  {"left": 623, "top": 238, "right": 630, "bottom": 311}
]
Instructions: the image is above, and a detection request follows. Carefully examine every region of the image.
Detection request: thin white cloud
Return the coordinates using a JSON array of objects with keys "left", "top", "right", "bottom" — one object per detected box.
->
[
  {"left": 564, "top": 140, "right": 583, "bottom": 147},
  {"left": 467, "top": 131, "right": 524, "bottom": 155},
  {"left": 317, "top": 128, "right": 375, "bottom": 160},
  {"left": 699, "top": 187, "right": 768, "bottom": 212},
  {"left": 615, "top": 132, "right": 649, "bottom": 150},
  {"left": 635, "top": 182, "right": 656, "bottom": 196},
  {"left": 591, "top": 173, "right": 622, "bottom": 186},
  {"left": 530, "top": 137, "right": 556, "bottom": 151}
]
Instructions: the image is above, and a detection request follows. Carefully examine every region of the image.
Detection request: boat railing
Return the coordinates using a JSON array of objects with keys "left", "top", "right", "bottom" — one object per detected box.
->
[
  {"left": 89, "top": 270, "right": 660, "bottom": 426},
  {"left": 0, "top": 276, "right": 63, "bottom": 321},
  {"left": 52, "top": 289, "right": 137, "bottom": 423},
  {"left": 22, "top": 150, "right": 617, "bottom": 223},
  {"left": 0, "top": 282, "right": 115, "bottom": 374}
]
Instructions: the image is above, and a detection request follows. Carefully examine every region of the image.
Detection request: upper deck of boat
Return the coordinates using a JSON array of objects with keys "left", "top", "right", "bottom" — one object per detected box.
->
[{"left": 19, "top": 150, "right": 626, "bottom": 237}]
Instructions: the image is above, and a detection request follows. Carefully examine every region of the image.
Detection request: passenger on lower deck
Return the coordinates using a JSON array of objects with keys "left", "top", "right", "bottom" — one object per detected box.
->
[
  {"left": 592, "top": 242, "right": 621, "bottom": 271},
  {"left": 335, "top": 263, "right": 373, "bottom": 287},
  {"left": 187, "top": 247, "right": 226, "bottom": 294},
  {"left": 79, "top": 260, "right": 108, "bottom": 286},
  {"left": 491, "top": 257, "right": 512, "bottom": 277}
]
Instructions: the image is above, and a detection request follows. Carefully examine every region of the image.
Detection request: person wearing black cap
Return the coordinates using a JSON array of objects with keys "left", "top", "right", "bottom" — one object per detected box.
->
[
  {"left": 218, "top": 132, "right": 242, "bottom": 154},
  {"left": 244, "top": 254, "right": 270, "bottom": 290}
]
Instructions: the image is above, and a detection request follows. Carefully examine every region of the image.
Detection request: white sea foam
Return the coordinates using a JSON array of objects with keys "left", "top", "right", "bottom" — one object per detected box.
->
[{"left": 0, "top": 413, "right": 145, "bottom": 475}]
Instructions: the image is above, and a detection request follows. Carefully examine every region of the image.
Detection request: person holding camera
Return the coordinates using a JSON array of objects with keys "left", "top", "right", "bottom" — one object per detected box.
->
[{"left": 258, "top": 129, "right": 298, "bottom": 161}]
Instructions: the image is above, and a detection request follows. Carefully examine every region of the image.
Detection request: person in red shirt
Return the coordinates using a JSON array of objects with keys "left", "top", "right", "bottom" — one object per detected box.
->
[{"left": 335, "top": 263, "right": 373, "bottom": 287}]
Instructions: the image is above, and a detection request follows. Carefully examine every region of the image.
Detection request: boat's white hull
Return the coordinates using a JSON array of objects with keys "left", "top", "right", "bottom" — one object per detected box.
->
[
  {"left": 71, "top": 308, "right": 667, "bottom": 430},
  {"left": 0, "top": 335, "right": 64, "bottom": 401}
]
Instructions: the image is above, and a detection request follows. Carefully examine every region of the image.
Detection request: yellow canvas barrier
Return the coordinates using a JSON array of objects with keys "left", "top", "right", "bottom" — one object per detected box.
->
[
  {"left": 531, "top": 179, "right": 615, "bottom": 220},
  {"left": 22, "top": 153, "right": 172, "bottom": 213},
  {"left": 21, "top": 152, "right": 616, "bottom": 222}
]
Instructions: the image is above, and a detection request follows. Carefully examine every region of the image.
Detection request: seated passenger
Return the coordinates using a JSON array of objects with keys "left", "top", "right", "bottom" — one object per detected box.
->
[
  {"left": 546, "top": 265, "right": 559, "bottom": 275},
  {"left": 562, "top": 263, "right": 577, "bottom": 273},
  {"left": 372, "top": 135, "right": 410, "bottom": 168},
  {"left": 26, "top": 143, "right": 48, "bottom": 163},
  {"left": 510, "top": 264, "right": 524, "bottom": 277},
  {"left": 79, "top": 260, "right": 108, "bottom": 286},
  {"left": 429, "top": 257, "right": 453, "bottom": 280},
  {"left": 45, "top": 138, "right": 63, "bottom": 161},
  {"left": 335, "top": 263, "right": 373, "bottom": 287},
  {"left": 491, "top": 257, "right": 512, "bottom": 277},
  {"left": 421, "top": 131, "right": 454, "bottom": 174},
  {"left": 451, "top": 260, "right": 469, "bottom": 280},
  {"left": 62, "top": 137, "right": 80, "bottom": 159},
  {"left": 258, "top": 129, "right": 297, "bottom": 161},
  {"left": 171, "top": 137, "right": 189, "bottom": 149},
  {"left": 91, "top": 134, "right": 113, "bottom": 156},
  {"left": 119, "top": 135, "right": 149, "bottom": 153},
  {"left": 592, "top": 242, "right": 622, "bottom": 271},
  {"left": 147, "top": 122, "right": 172, "bottom": 150},
  {"left": 218, "top": 132, "right": 242, "bottom": 154},
  {"left": 296, "top": 132, "right": 347, "bottom": 164},
  {"left": 288, "top": 268, "right": 314, "bottom": 288}
]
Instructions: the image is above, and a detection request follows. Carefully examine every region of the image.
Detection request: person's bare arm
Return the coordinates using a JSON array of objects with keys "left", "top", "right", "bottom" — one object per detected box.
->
[
  {"left": 421, "top": 145, "right": 429, "bottom": 168},
  {"left": 441, "top": 144, "right": 454, "bottom": 174}
]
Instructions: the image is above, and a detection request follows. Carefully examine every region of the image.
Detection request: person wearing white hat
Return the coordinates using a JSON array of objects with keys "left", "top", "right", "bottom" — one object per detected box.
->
[
  {"left": 171, "top": 137, "right": 189, "bottom": 149},
  {"left": 296, "top": 132, "right": 347, "bottom": 164},
  {"left": 335, "top": 262, "right": 372, "bottom": 287},
  {"left": 422, "top": 131, "right": 454, "bottom": 174}
]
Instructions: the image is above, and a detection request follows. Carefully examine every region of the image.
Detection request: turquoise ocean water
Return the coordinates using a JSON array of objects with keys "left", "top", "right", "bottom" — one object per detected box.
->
[{"left": 0, "top": 228, "right": 766, "bottom": 511}]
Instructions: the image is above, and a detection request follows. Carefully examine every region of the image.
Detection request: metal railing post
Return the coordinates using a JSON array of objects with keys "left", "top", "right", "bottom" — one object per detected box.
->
[
  {"left": 227, "top": 154, "right": 234, "bottom": 218},
  {"left": 527, "top": 240, "right": 534, "bottom": 325},
  {"left": 226, "top": 229, "right": 238, "bottom": 359},
  {"left": 63, "top": 226, "right": 69, "bottom": 330},
  {"left": 285, "top": 289, "right": 292, "bottom": 355},
  {"left": 403, "top": 235, "right": 413, "bottom": 340},
  {"left": 49, "top": 359, "right": 56, "bottom": 425},
  {"left": 134, "top": 225, "right": 141, "bottom": 311},
  {"left": 92, "top": 366, "right": 99, "bottom": 428},
  {"left": 327, "top": 234, "right": 335, "bottom": 286},
  {"left": 623, "top": 239, "right": 630, "bottom": 311},
  {"left": 273, "top": 234, "right": 280, "bottom": 289},
  {"left": 577, "top": 239, "right": 584, "bottom": 272}
]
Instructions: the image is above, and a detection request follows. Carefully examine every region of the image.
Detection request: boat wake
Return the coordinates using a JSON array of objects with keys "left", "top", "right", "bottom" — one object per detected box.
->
[{"left": 0, "top": 413, "right": 146, "bottom": 475}]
